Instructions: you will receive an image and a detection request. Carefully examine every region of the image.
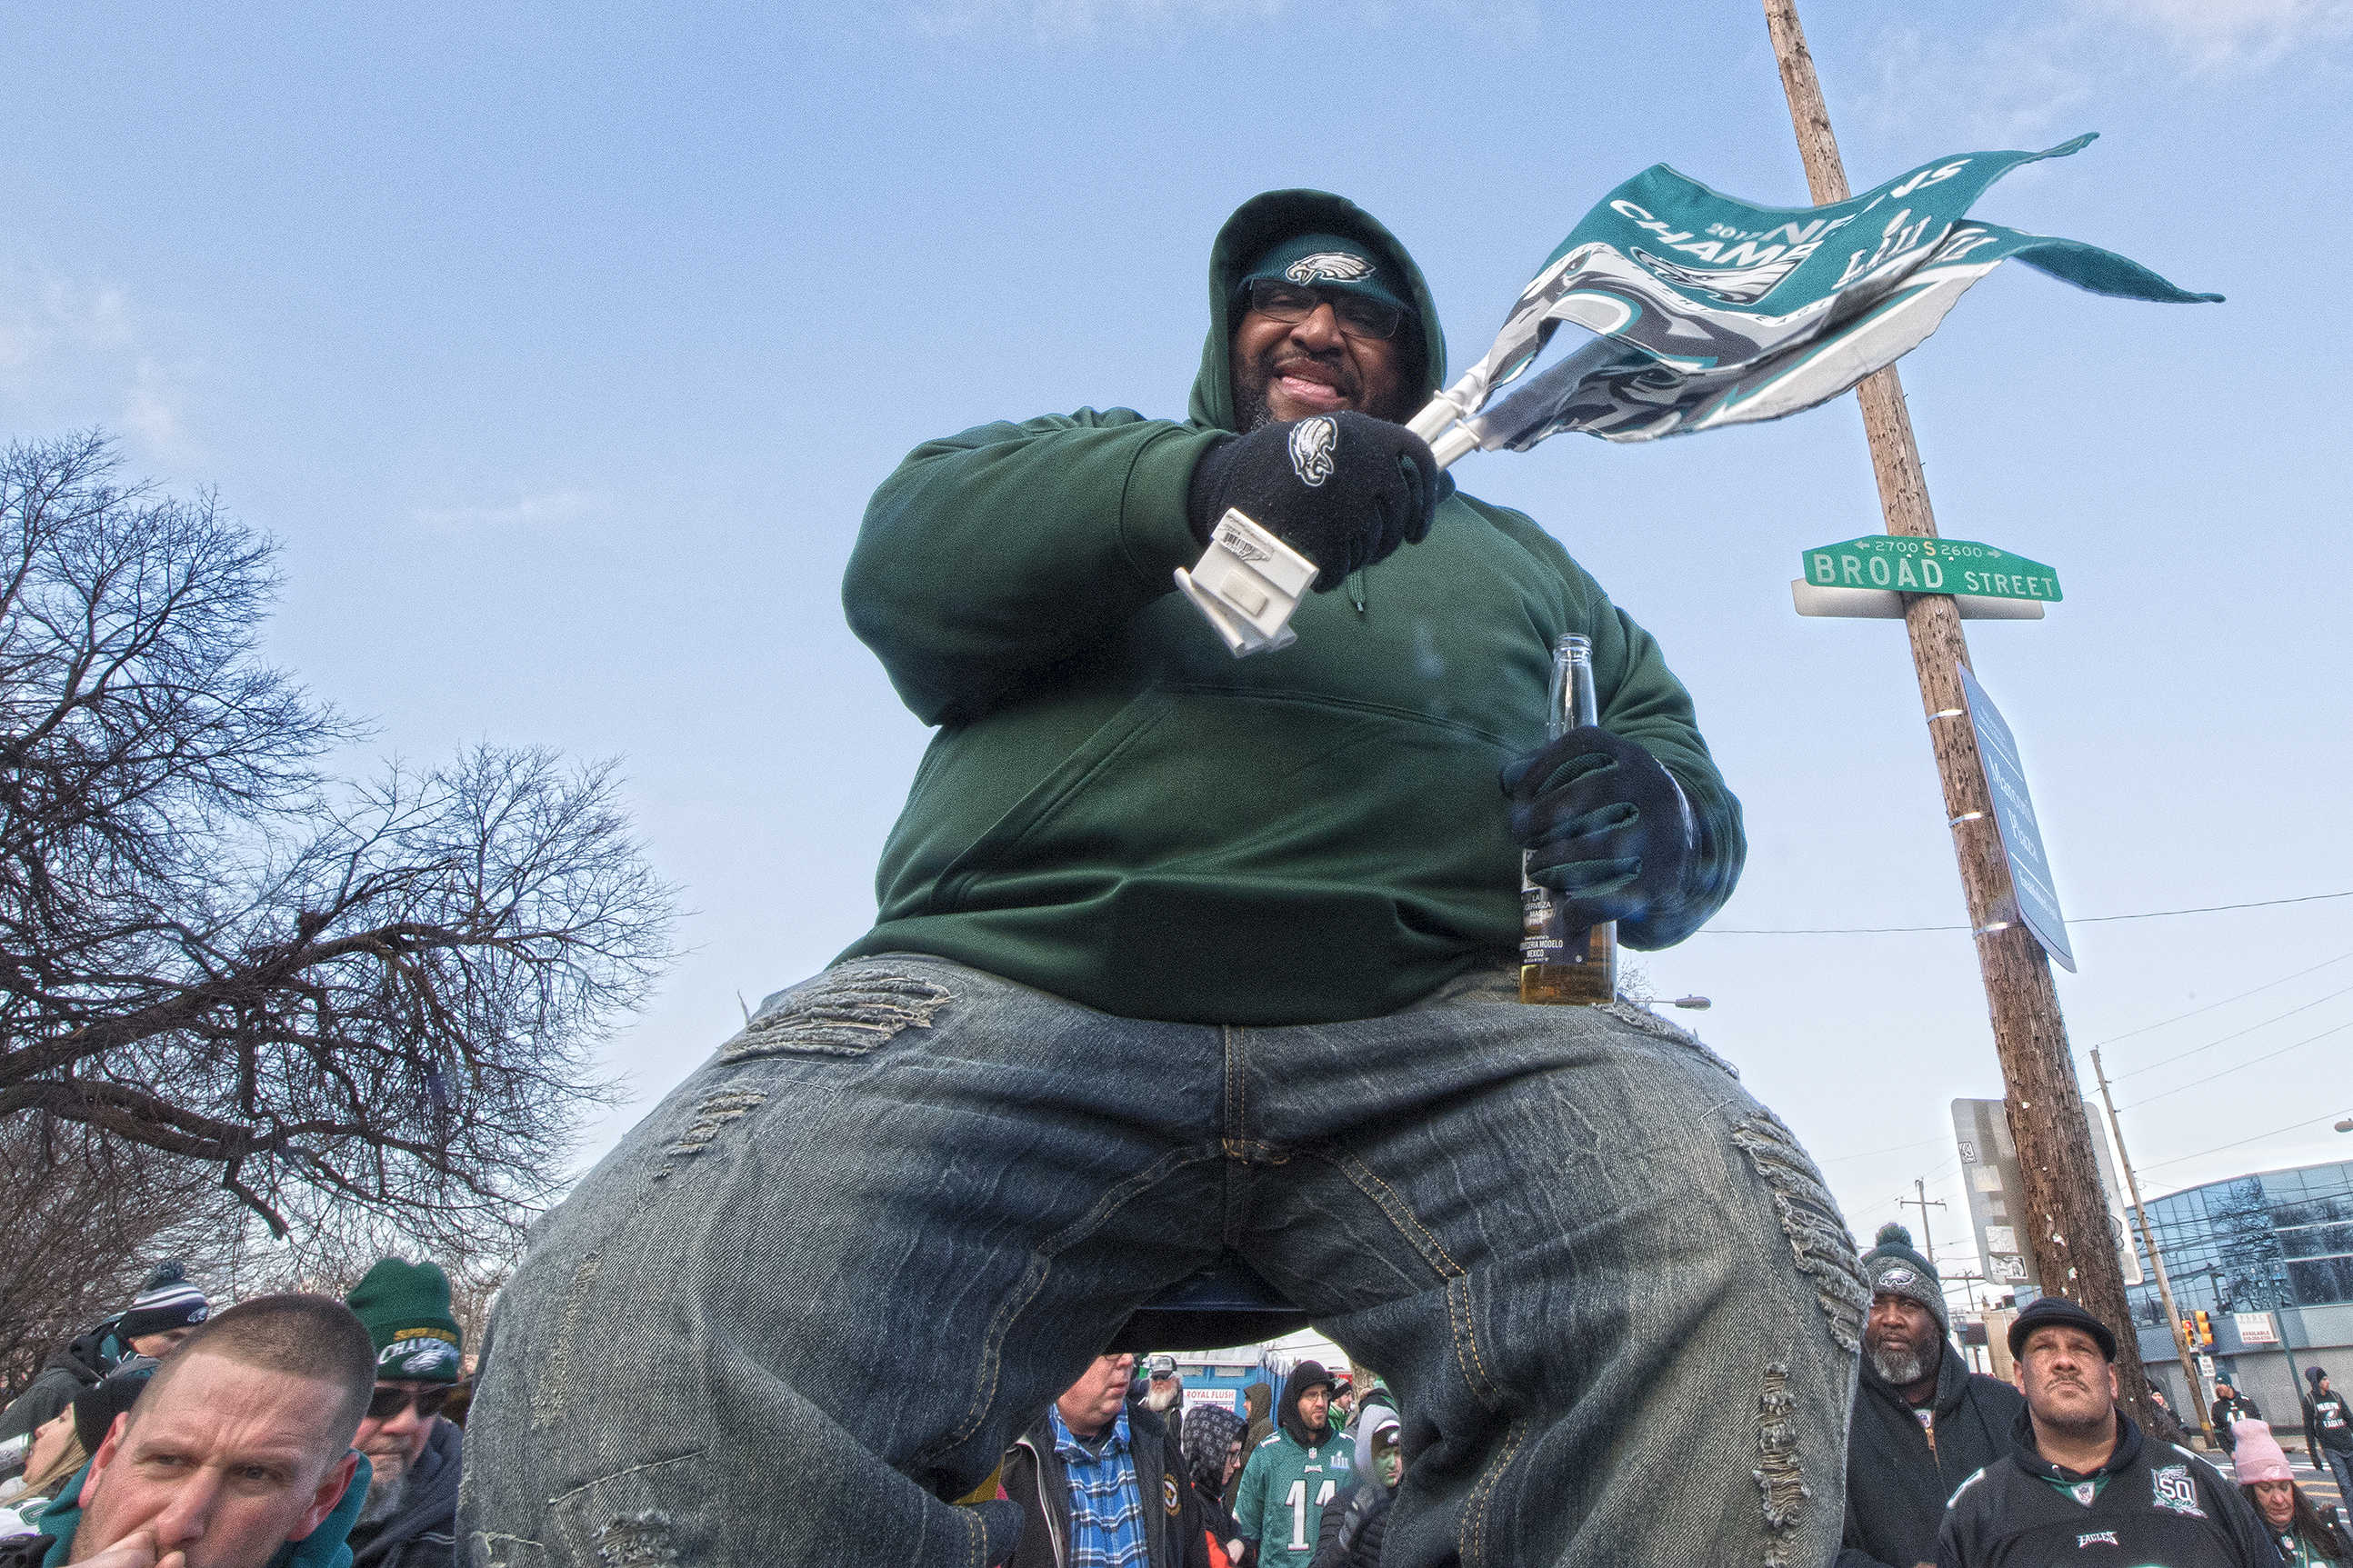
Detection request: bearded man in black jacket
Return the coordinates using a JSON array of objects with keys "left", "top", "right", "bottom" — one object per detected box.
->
[{"left": 1838, "top": 1224, "right": 2025, "bottom": 1568}]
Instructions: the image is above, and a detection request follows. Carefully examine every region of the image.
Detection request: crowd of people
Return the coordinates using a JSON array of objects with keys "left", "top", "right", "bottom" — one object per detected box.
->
[
  {"left": 0, "top": 185, "right": 2333, "bottom": 1568},
  {"left": 0, "top": 1259, "right": 467, "bottom": 1568},
  {"left": 0, "top": 1235, "right": 2348, "bottom": 1567},
  {"left": 959, "top": 1238, "right": 2353, "bottom": 1568}
]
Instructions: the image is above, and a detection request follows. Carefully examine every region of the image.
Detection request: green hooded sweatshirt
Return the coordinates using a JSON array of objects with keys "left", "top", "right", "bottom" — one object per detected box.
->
[{"left": 838, "top": 189, "right": 1743, "bottom": 1025}]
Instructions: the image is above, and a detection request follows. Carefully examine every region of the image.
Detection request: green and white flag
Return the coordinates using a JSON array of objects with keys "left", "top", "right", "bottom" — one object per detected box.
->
[{"left": 1445, "top": 135, "right": 2218, "bottom": 451}]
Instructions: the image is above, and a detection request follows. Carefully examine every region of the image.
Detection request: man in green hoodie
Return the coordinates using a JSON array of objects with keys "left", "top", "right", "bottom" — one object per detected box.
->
[{"left": 462, "top": 189, "right": 1867, "bottom": 1568}]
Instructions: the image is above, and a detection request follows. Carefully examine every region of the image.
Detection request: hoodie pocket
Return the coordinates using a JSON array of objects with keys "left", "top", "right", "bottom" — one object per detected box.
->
[{"left": 932, "top": 691, "right": 1179, "bottom": 914}]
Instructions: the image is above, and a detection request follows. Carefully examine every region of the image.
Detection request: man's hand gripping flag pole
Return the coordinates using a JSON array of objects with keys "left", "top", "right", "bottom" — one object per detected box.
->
[{"left": 1178, "top": 135, "right": 2218, "bottom": 657}]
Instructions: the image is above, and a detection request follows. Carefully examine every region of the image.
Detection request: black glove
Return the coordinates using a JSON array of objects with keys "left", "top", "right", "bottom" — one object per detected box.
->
[
  {"left": 1187, "top": 411, "right": 1438, "bottom": 592},
  {"left": 1502, "top": 726, "right": 1697, "bottom": 929},
  {"left": 1327, "top": 1486, "right": 1390, "bottom": 1567}
]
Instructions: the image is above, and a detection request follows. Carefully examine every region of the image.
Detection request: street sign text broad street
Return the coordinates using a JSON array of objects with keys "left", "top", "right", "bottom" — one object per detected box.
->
[{"left": 1803, "top": 535, "right": 2061, "bottom": 603}]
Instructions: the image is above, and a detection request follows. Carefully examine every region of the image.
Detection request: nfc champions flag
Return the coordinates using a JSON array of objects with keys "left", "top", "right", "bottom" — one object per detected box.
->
[{"left": 1422, "top": 134, "right": 2219, "bottom": 454}]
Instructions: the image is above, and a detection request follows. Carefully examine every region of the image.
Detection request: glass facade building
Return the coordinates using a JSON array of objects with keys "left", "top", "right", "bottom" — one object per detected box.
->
[{"left": 2125, "top": 1158, "right": 2353, "bottom": 1327}]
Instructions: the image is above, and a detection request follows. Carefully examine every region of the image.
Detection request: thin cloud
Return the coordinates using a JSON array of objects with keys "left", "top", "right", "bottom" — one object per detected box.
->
[
  {"left": 898, "top": 0, "right": 1534, "bottom": 42},
  {"left": 2088, "top": 0, "right": 2353, "bottom": 67},
  {"left": 0, "top": 271, "right": 202, "bottom": 464},
  {"left": 1857, "top": 0, "right": 2349, "bottom": 142},
  {"left": 123, "top": 358, "right": 193, "bottom": 456},
  {"left": 411, "top": 489, "right": 603, "bottom": 529},
  {"left": 1855, "top": 21, "right": 2098, "bottom": 146}
]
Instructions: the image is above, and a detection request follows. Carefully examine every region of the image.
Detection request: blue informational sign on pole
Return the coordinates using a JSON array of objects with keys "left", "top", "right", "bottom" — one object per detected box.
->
[{"left": 1957, "top": 664, "right": 2076, "bottom": 973}]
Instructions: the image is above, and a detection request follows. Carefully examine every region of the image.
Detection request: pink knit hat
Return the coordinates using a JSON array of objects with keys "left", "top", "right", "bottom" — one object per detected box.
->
[{"left": 2231, "top": 1420, "right": 2294, "bottom": 1484}]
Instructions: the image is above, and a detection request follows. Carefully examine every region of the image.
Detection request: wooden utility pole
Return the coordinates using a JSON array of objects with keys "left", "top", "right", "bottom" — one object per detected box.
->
[
  {"left": 1761, "top": 0, "right": 2158, "bottom": 1431},
  {"left": 2090, "top": 1044, "right": 2214, "bottom": 1433},
  {"left": 1900, "top": 1178, "right": 1946, "bottom": 1267}
]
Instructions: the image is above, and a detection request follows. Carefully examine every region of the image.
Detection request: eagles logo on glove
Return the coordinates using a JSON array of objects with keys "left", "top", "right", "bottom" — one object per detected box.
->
[{"left": 1186, "top": 410, "right": 1438, "bottom": 592}]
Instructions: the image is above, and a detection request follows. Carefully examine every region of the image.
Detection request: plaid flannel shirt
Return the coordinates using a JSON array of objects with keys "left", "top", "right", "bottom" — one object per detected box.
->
[{"left": 1050, "top": 1404, "right": 1148, "bottom": 1568}]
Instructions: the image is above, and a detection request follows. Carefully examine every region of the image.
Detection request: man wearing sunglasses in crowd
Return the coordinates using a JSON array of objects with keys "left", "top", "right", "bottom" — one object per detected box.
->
[
  {"left": 343, "top": 1261, "right": 465, "bottom": 1568},
  {"left": 466, "top": 191, "right": 1850, "bottom": 1568}
]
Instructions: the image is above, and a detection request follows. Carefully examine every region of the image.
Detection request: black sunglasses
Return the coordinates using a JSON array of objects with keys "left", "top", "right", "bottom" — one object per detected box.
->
[
  {"left": 366, "top": 1384, "right": 456, "bottom": 1421},
  {"left": 1241, "top": 279, "right": 1407, "bottom": 342}
]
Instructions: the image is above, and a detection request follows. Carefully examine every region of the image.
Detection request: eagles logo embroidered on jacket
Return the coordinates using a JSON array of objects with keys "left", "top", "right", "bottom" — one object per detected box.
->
[
  {"left": 1284, "top": 252, "right": 1374, "bottom": 285},
  {"left": 1288, "top": 416, "right": 1337, "bottom": 487}
]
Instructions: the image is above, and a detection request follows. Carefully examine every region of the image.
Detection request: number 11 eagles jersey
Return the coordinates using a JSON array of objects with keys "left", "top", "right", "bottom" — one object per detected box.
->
[{"left": 1233, "top": 1423, "right": 1355, "bottom": 1568}]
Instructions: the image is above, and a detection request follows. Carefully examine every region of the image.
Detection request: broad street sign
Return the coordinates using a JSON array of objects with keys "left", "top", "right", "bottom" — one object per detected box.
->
[
  {"left": 1957, "top": 664, "right": 2076, "bottom": 973},
  {"left": 1802, "top": 535, "right": 2061, "bottom": 603}
]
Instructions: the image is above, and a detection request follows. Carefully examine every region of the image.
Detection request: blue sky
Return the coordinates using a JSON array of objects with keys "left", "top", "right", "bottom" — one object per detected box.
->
[{"left": 5, "top": 0, "right": 2350, "bottom": 1268}]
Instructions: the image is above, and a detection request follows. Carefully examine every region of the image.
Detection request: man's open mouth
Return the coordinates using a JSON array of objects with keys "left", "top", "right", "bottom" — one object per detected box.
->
[{"left": 1270, "top": 356, "right": 1353, "bottom": 408}]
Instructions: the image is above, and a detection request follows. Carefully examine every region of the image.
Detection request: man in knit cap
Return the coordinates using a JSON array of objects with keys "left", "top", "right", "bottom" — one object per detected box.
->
[
  {"left": 2235, "top": 1416, "right": 2353, "bottom": 1565},
  {"left": 1839, "top": 1223, "right": 2023, "bottom": 1568},
  {"left": 343, "top": 1259, "right": 465, "bottom": 1568},
  {"left": 2211, "top": 1378, "right": 2261, "bottom": 1453},
  {"left": 0, "top": 1262, "right": 208, "bottom": 1443},
  {"left": 1938, "top": 1295, "right": 2273, "bottom": 1567},
  {"left": 2301, "top": 1366, "right": 2353, "bottom": 1515}
]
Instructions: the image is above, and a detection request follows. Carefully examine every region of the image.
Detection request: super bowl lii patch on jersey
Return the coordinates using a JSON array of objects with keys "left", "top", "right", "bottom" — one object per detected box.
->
[{"left": 2151, "top": 1463, "right": 2205, "bottom": 1517}]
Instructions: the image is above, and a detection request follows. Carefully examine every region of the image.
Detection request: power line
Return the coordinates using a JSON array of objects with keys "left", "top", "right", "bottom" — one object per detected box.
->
[
  {"left": 2118, "top": 1018, "right": 2353, "bottom": 1110},
  {"left": 1702, "top": 886, "right": 2353, "bottom": 935},
  {"left": 2079, "top": 949, "right": 2353, "bottom": 1052},
  {"left": 1817, "top": 1134, "right": 1946, "bottom": 1165},
  {"left": 2138, "top": 1112, "right": 2353, "bottom": 1174},
  {"left": 2108, "top": 981, "right": 2353, "bottom": 1081}
]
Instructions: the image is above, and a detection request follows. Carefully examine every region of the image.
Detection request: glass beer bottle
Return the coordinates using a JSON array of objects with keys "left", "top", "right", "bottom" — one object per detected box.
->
[{"left": 1519, "top": 634, "right": 1617, "bottom": 1004}]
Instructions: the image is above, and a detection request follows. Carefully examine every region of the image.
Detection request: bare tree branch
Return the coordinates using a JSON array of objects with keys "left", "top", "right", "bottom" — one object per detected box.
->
[{"left": 0, "top": 433, "right": 675, "bottom": 1256}]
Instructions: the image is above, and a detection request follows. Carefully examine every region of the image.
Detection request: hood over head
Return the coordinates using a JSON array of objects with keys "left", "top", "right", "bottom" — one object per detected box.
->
[
  {"left": 1190, "top": 190, "right": 1448, "bottom": 435},
  {"left": 1181, "top": 1402, "right": 1244, "bottom": 1494},
  {"left": 1353, "top": 1393, "right": 1401, "bottom": 1478},
  {"left": 1280, "top": 1359, "right": 1336, "bottom": 1446}
]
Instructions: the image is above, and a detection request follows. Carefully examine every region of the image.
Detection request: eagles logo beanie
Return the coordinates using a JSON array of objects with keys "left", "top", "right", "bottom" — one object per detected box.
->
[
  {"left": 345, "top": 1258, "right": 465, "bottom": 1383},
  {"left": 1861, "top": 1223, "right": 1947, "bottom": 1334},
  {"left": 118, "top": 1261, "right": 209, "bottom": 1340},
  {"left": 1237, "top": 232, "right": 1413, "bottom": 317}
]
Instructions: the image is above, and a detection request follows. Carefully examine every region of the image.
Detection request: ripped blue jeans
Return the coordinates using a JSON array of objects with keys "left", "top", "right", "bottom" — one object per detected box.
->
[{"left": 459, "top": 955, "right": 1864, "bottom": 1568}]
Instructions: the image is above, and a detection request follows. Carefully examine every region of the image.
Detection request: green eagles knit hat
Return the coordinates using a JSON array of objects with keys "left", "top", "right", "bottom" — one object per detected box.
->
[
  {"left": 1861, "top": 1223, "right": 1948, "bottom": 1335},
  {"left": 345, "top": 1259, "right": 464, "bottom": 1383},
  {"left": 1237, "top": 232, "right": 1415, "bottom": 318}
]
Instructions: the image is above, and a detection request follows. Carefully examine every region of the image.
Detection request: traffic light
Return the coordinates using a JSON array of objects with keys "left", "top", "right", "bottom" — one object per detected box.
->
[
  {"left": 2194, "top": 1309, "right": 2215, "bottom": 1347},
  {"left": 2180, "top": 1315, "right": 2197, "bottom": 1346}
]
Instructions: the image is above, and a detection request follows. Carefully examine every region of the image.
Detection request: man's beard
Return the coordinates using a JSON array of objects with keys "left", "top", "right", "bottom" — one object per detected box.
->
[
  {"left": 1866, "top": 1337, "right": 1935, "bottom": 1387},
  {"left": 356, "top": 1451, "right": 412, "bottom": 1527}
]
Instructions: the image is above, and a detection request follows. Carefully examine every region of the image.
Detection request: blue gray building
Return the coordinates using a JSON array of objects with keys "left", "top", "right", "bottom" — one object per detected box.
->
[{"left": 2127, "top": 1158, "right": 2353, "bottom": 1438}]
